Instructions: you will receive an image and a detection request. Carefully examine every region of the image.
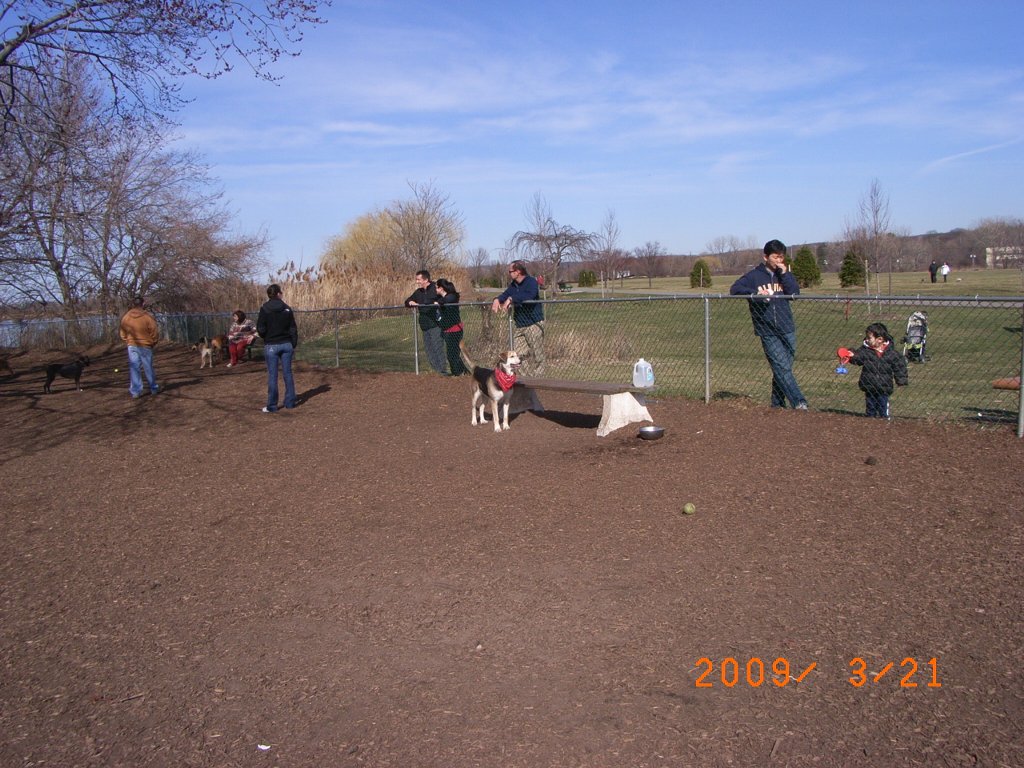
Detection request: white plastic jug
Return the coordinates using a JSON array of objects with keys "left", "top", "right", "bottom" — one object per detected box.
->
[{"left": 633, "top": 358, "right": 654, "bottom": 388}]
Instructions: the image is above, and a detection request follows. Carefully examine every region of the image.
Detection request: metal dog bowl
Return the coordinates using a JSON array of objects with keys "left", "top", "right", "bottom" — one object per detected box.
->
[{"left": 638, "top": 425, "right": 665, "bottom": 440}]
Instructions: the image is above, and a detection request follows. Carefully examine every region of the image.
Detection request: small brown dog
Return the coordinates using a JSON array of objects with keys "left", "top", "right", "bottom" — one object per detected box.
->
[
  {"left": 210, "top": 334, "right": 228, "bottom": 362},
  {"left": 191, "top": 335, "right": 229, "bottom": 368}
]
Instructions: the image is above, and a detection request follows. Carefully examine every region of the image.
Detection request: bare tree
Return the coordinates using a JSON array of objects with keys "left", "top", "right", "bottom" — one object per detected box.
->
[
  {"left": 321, "top": 209, "right": 403, "bottom": 273},
  {"left": 0, "top": 60, "right": 266, "bottom": 314},
  {"left": 321, "top": 182, "right": 465, "bottom": 278},
  {"left": 887, "top": 227, "right": 911, "bottom": 274},
  {"left": 388, "top": 181, "right": 465, "bottom": 273},
  {"left": 508, "top": 193, "right": 593, "bottom": 288},
  {"left": 1, "top": 1, "right": 329, "bottom": 126},
  {"left": 705, "top": 235, "right": 744, "bottom": 255},
  {"left": 857, "top": 178, "right": 893, "bottom": 293},
  {"left": 633, "top": 241, "right": 666, "bottom": 288},
  {"left": 467, "top": 246, "right": 490, "bottom": 287},
  {"left": 593, "top": 209, "right": 625, "bottom": 290},
  {"left": 1, "top": 3, "right": 323, "bottom": 311},
  {"left": 704, "top": 234, "right": 761, "bottom": 273},
  {"left": 0, "top": 57, "right": 105, "bottom": 313}
]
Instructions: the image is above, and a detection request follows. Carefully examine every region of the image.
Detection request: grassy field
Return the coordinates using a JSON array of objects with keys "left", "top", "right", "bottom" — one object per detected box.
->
[
  {"left": 298, "top": 287, "right": 1023, "bottom": 424},
  {"left": 578, "top": 268, "right": 1024, "bottom": 298}
]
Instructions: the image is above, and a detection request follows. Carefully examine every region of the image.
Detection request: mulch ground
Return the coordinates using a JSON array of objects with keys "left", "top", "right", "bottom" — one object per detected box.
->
[{"left": 1, "top": 343, "right": 1022, "bottom": 767}]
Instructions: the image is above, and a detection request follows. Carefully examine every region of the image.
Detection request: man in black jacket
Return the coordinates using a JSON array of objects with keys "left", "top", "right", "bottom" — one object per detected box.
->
[
  {"left": 405, "top": 270, "right": 447, "bottom": 374},
  {"left": 256, "top": 283, "right": 299, "bottom": 412}
]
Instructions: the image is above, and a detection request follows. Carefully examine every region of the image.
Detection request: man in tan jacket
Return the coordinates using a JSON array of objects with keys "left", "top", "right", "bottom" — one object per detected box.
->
[{"left": 119, "top": 296, "right": 160, "bottom": 398}]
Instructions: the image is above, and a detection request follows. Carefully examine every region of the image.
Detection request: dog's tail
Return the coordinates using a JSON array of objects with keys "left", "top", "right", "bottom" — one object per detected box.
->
[{"left": 458, "top": 340, "right": 476, "bottom": 372}]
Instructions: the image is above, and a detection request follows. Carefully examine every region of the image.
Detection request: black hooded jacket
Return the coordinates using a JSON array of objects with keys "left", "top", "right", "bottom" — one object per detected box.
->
[
  {"left": 850, "top": 341, "right": 908, "bottom": 394},
  {"left": 257, "top": 297, "right": 299, "bottom": 347}
]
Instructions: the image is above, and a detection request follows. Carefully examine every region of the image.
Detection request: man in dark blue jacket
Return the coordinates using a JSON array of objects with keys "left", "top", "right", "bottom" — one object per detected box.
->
[
  {"left": 492, "top": 260, "right": 545, "bottom": 375},
  {"left": 256, "top": 283, "right": 299, "bottom": 412},
  {"left": 729, "top": 240, "right": 808, "bottom": 410}
]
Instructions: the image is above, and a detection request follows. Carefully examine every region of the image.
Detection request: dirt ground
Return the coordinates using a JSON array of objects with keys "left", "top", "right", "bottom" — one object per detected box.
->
[{"left": 1, "top": 343, "right": 1022, "bottom": 768}]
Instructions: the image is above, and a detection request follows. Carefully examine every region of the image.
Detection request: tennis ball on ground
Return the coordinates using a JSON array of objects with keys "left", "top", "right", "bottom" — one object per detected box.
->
[
  {"left": 114, "top": 368, "right": 119, "bottom": 372},
  {"left": 682, "top": 502, "right": 696, "bottom": 515}
]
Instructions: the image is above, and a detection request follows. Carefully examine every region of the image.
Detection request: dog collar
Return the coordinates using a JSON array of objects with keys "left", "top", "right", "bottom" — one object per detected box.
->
[{"left": 495, "top": 368, "right": 516, "bottom": 391}]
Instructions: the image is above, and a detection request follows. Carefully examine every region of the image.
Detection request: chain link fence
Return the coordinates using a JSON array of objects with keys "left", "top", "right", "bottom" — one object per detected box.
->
[{"left": 3, "top": 295, "right": 1022, "bottom": 431}]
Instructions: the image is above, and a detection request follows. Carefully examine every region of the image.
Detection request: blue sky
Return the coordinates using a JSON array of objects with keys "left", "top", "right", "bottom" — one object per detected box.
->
[{"left": 172, "top": 0, "right": 1024, "bottom": 271}]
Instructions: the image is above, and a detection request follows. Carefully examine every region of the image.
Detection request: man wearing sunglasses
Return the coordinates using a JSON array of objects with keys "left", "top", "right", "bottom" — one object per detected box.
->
[{"left": 492, "top": 260, "right": 545, "bottom": 375}]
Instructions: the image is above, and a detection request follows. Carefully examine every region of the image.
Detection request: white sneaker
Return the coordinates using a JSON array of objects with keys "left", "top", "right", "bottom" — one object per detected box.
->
[
  {"left": 262, "top": 406, "right": 274, "bottom": 413},
  {"left": 226, "top": 363, "right": 234, "bottom": 368}
]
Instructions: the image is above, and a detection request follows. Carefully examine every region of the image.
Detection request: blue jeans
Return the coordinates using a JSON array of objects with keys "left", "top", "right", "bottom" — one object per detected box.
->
[
  {"left": 759, "top": 332, "right": 806, "bottom": 408},
  {"left": 422, "top": 326, "right": 448, "bottom": 374},
  {"left": 265, "top": 342, "right": 296, "bottom": 411},
  {"left": 126, "top": 345, "right": 158, "bottom": 397},
  {"left": 865, "top": 392, "right": 890, "bottom": 418}
]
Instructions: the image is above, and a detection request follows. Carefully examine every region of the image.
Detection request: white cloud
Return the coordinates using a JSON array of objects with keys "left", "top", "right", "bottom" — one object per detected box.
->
[
  {"left": 921, "top": 138, "right": 1024, "bottom": 173},
  {"left": 168, "top": 2, "right": 1024, "bottom": 266}
]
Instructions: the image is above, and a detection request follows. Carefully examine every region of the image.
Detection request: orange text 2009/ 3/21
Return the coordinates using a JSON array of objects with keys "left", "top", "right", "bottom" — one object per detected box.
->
[{"left": 694, "top": 657, "right": 941, "bottom": 688}]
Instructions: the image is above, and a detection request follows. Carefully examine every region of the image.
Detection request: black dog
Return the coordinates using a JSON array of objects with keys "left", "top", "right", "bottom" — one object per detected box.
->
[{"left": 43, "top": 356, "right": 90, "bottom": 393}]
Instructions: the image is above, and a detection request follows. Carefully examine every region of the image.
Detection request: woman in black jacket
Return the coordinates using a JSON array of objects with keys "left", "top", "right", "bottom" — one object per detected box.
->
[
  {"left": 435, "top": 279, "right": 467, "bottom": 375},
  {"left": 256, "top": 283, "right": 299, "bottom": 411}
]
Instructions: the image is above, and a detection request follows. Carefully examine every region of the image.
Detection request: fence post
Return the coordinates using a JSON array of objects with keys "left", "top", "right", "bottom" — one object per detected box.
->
[
  {"left": 412, "top": 308, "right": 420, "bottom": 375},
  {"left": 507, "top": 312, "right": 515, "bottom": 350},
  {"left": 1018, "top": 303, "right": 1024, "bottom": 439},
  {"left": 703, "top": 297, "right": 711, "bottom": 404},
  {"left": 334, "top": 309, "right": 341, "bottom": 368}
]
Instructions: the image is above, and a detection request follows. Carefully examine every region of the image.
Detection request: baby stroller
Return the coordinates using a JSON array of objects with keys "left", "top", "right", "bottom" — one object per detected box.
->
[{"left": 902, "top": 311, "right": 928, "bottom": 363}]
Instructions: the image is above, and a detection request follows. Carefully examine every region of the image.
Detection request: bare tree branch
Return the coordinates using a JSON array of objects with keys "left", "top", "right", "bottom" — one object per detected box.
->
[
  {"left": 508, "top": 193, "right": 593, "bottom": 288},
  {"left": 2, "top": 1, "right": 330, "bottom": 124}
]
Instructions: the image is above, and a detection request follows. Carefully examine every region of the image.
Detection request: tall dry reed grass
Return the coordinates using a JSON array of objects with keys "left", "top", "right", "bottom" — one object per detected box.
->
[
  {"left": 546, "top": 327, "right": 637, "bottom": 362},
  {"left": 269, "top": 261, "right": 473, "bottom": 311}
]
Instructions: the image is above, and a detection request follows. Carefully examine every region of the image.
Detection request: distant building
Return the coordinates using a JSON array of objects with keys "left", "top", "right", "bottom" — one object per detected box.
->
[{"left": 985, "top": 246, "right": 1024, "bottom": 269}]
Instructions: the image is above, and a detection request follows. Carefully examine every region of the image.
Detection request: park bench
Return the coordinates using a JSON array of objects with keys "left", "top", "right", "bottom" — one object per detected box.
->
[
  {"left": 557, "top": 282, "right": 573, "bottom": 293},
  {"left": 231, "top": 337, "right": 264, "bottom": 362},
  {"left": 509, "top": 377, "right": 654, "bottom": 437}
]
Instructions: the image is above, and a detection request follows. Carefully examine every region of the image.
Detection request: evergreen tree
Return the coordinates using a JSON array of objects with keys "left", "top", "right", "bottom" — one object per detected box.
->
[
  {"left": 839, "top": 249, "right": 866, "bottom": 288},
  {"left": 791, "top": 247, "right": 822, "bottom": 288},
  {"left": 689, "top": 259, "right": 712, "bottom": 289}
]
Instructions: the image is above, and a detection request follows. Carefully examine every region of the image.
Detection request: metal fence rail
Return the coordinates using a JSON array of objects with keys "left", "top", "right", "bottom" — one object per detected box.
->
[{"left": 4, "top": 295, "right": 1022, "bottom": 432}]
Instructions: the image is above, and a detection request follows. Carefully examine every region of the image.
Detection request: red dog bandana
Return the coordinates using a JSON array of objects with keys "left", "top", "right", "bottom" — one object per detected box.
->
[{"left": 495, "top": 368, "right": 516, "bottom": 391}]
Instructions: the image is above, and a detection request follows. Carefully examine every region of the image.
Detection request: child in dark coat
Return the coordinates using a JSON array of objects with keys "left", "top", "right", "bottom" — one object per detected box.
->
[{"left": 844, "top": 322, "right": 909, "bottom": 418}]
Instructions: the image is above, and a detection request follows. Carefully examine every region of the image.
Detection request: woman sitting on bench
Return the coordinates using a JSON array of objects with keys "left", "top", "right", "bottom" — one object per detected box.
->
[{"left": 227, "top": 310, "right": 257, "bottom": 367}]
